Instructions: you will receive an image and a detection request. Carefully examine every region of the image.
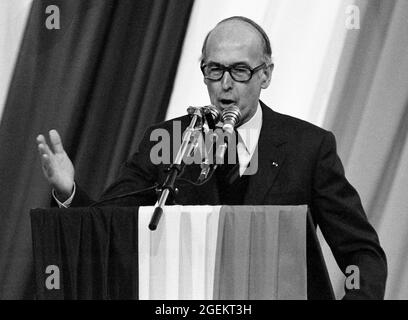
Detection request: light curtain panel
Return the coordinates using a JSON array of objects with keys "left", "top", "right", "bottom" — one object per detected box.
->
[
  {"left": 138, "top": 205, "right": 307, "bottom": 300},
  {"left": 0, "top": 0, "right": 32, "bottom": 122}
]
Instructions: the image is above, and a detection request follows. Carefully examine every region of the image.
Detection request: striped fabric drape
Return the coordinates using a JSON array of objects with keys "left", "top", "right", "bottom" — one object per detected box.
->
[
  {"left": 30, "top": 205, "right": 307, "bottom": 299},
  {"left": 0, "top": 0, "right": 194, "bottom": 299},
  {"left": 138, "top": 205, "right": 307, "bottom": 300}
]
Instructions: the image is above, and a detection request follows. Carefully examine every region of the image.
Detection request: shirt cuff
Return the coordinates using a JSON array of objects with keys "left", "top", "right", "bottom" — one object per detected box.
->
[{"left": 52, "top": 183, "right": 76, "bottom": 208}]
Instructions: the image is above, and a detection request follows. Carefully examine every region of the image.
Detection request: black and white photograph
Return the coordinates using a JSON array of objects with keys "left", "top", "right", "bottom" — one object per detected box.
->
[{"left": 0, "top": 0, "right": 407, "bottom": 306}]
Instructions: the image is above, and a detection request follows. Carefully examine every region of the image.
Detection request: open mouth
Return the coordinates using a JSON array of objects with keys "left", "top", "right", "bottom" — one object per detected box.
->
[{"left": 219, "top": 99, "right": 236, "bottom": 107}]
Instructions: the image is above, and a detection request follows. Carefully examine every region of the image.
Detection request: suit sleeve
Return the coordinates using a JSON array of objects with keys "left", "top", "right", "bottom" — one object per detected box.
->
[{"left": 311, "top": 131, "right": 387, "bottom": 299}]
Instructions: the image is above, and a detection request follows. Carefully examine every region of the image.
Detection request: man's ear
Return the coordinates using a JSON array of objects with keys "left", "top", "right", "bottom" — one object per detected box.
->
[{"left": 261, "top": 63, "right": 274, "bottom": 89}]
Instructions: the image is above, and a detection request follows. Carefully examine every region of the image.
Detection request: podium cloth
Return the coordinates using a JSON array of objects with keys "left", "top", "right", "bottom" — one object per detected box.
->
[{"left": 30, "top": 205, "right": 313, "bottom": 300}]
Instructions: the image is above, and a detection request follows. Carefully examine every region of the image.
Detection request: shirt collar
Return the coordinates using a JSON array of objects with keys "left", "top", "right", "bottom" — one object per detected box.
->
[{"left": 237, "top": 102, "right": 262, "bottom": 156}]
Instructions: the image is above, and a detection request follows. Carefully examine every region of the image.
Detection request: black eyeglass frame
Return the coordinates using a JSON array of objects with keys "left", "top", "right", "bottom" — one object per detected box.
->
[{"left": 200, "top": 62, "right": 268, "bottom": 83}]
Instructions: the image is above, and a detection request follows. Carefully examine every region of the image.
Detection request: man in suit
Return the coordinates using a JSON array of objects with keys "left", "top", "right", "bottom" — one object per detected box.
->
[{"left": 36, "top": 16, "right": 387, "bottom": 299}]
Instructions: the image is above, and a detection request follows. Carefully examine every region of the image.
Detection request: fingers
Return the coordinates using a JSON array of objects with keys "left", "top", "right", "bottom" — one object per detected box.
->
[
  {"left": 39, "top": 153, "right": 53, "bottom": 175},
  {"left": 36, "top": 139, "right": 54, "bottom": 176},
  {"left": 49, "top": 129, "right": 65, "bottom": 154},
  {"left": 36, "top": 134, "right": 46, "bottom": 145},
  {"left": 36, "top": 134, "right": 53, "bottom": 157}
]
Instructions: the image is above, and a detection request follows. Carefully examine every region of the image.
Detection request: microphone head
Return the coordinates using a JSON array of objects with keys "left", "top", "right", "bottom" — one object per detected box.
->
[
  {"left": 221, "top": 105, "right": 241, "bottom": 134},
  {"left": 187, "top": 105, "right": 220, "bottom": 121},
  {"left": 187, "top": 106, "right": 195, "bottom": 114},
  {"left": 187, "top": 106, "right": 201, "bottom": 116},
  {"left": 187, "top": 105, "right": 220, "bottom": 130},
  {"left": 203, "top": 105, "right": 221, "bottom": 123}
]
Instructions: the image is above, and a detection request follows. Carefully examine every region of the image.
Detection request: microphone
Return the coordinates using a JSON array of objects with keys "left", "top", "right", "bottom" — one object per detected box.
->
[
  {"left": 221, "top": 105, "right": 241, "bottom": 134},
  {"left": 185, "top": 105, "right": 220, "bottom": 161},
  {"left": 202, "top": 105, "right": 221, "bottom": 128},
  {"left": 150, "top": 105, "right": 207, "bottom": 231},
  {"left": 196, "top": 105, "right": 220, "bottom": 182},
  {"left": 197, "top": 131, "right": 218, "bottom": 183},
  {"left": 187, "top": 105, "right": 220, "bottom": 125},
  {"left": 215, "top": 105, "right": 242, "bottom": 165}
]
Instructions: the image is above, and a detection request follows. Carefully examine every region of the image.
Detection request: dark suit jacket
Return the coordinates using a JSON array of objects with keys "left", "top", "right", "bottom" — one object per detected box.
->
[{"left": 72, "top": 101, "right": 387, "bottom": 299}]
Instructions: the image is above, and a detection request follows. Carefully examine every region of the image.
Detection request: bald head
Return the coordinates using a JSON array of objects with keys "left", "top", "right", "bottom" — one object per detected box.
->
[{"left": 201, "top": 16, "right": 272, "bottom": 65}]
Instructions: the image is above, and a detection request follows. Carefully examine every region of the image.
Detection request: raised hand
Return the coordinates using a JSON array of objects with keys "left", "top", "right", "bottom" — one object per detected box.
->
[{"left": 36, "top": 129, "right": 75, "bottom": 201}]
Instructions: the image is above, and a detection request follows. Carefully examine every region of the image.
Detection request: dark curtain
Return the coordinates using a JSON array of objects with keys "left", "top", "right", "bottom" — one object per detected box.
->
[{"left": 0, "top": 0, "right": 194, "bottom": 299}]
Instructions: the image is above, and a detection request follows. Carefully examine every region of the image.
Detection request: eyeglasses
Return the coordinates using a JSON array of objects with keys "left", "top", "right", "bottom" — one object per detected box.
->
[{"left": 201, "top": 62, "right": 267, "bottom": 82}]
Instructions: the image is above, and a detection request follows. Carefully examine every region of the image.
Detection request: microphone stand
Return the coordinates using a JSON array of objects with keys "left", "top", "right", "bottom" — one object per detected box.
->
[{"left": 148, "top": 108, "right": 203, "bottom": 230}]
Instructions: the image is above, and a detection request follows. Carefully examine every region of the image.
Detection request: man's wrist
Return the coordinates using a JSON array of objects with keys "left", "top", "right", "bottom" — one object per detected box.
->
[
  {"left": 52, "top": 183, "right": 76, "bottom": 208},
  {"left": 54, "top": 190, "right": 71, "bottom": 202}
]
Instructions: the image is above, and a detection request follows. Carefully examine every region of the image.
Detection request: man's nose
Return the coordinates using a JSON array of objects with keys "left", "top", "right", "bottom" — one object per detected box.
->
[{"left": 221, "top": 71, "right": 233, "bottom": 90}]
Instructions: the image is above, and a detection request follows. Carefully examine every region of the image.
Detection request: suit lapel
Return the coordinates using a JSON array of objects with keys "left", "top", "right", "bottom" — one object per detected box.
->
[{"left": 244, "top": 102, "right": 287, "bottom": 205}]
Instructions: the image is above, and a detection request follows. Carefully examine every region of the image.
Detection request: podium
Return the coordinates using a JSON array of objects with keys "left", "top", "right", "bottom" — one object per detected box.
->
[{"left": 30, "top": 205, "right": 334, "bottom": 300}]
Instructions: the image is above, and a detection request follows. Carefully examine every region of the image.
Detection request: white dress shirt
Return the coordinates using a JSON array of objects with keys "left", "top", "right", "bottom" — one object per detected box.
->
[
  {"left": 236, "top": 102, "right": 262, "bottom": 176},
  {"left": 53, "top": 183, "right": 76, "bottom": 208}
]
